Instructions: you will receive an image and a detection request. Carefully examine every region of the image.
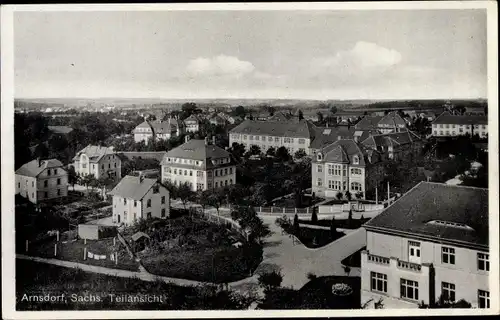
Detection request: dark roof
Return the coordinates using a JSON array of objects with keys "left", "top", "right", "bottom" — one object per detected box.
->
[
  {"left": 161, "top": 139, "right": 231, "bottom": 164},
  {"left": 48, "top": 126, "right": 73, "bottom": 134},
  {"left": 118, "top": 151, "right": 167, "bottom": 162},
  {"left": 378, "top": 112, "right": 407, "bottom": 127},
  {"left": 432, "top": 111, "right": 488, "bottom": 125},
  {"left": 230, "top": 119, "right": 316, "bottom": 139},
  {"left": 184, "top": 114, "right": 202, "bottom": 123},
  {"left": 132, "top": 231, "right": 150, "bottom": 241},
  {"left": 133, "top": 119, "right": 180, "bottom": 134},
  {"left": 16, "top": 159, "right": 64, "bottom": 177},
  {"left": 364, "top": 182, "right": 488, "bottom": 249},
  {"left": 108, "top": 175, "right": 161, "bottom": 200},
  {"left": 355, "top": 116, "right": 383, "bottom": 130},
  {"left": 73, "top": 145, "right": 116, "bottom": 163},
  {"left": 362, "top": 131, "right": 421, "bottom": 149},
  {"left": 268, "top": 111, "right": 294, "bottom": 122},
  {"left": 321, "top": 139, "right": 367, "bottom": 165},
  {"left": 310, "top": 126, "right": 357, "bottom": 150}
]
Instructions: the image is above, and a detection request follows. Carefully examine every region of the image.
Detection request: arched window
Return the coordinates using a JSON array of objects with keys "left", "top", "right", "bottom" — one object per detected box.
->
[
  {"left": 353, "top": 155, "right": 359, "bottom": 165},
  {"left": 317, "top": 153, "right": 323, "bottom": 161}
]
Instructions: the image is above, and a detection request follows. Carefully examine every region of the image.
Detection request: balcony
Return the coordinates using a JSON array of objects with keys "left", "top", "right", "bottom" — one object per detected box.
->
[
  {"left": 366, "top": 252, "right": 390, "bottom": 265},
  {"left": 397, "top": 260, "right": 422, "bottom": 272}
]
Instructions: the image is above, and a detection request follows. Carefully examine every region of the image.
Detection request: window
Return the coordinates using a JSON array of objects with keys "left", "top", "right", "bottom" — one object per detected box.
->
[
  {"left": 284, "top": 137, "right": 291, "bottom": 143},
  {"left": 351, "top": 168, "right": 362, "bottom": 175},
  {"left": 275, "top": 137, "right": 279, "bottom": 142},
  {"left": 124, "top": 198, "right": 127, "bottom": 204},
  {"left": 32, "top": 193, "right": 34, "bottom": 198},
  {"left": 57, "top": 178, "right": 61, "bottom": 185},
  {"left": 197, "top": 183, "right": 204, "bottom": 191},
  {"left": 229, "top": 167, "right": 233, "bottom": 174},
  {"left": 101, "top": 164, "right": 104, "bottom": 170},
  {"left": 317, "top": 165, "right": 323, "bottom": 173},
  {"left": 230, "top": 179, "right": 233, "bottom": 184},
  {"left": 47, "top": 169, "right": 51, "bottom": 176},
  {"left": 147, "top": 199, "right": 151, "bottom": 208},
  {"left": 215, "top": 170, "right": 219, "bottom": 177},
  {"left": 161, "top": 208, "right": 166, "bottom": 218},
  {"left": 215, "top": 182, "right": 218, "bottom": 188},
  {"left": 108, "top": 163, "right": 111, "bottom": 169},
  {"left": 408, "top": 240, "right": 421, "bottom": 263},
  {"left": 317, "top": 153, "right": 322, "bottom": 161},
  {"left": 478, "top": 290, "right": 490, "bottom": 308},
  {"left": 184, "top": 170, "right": 187, "bottom": 175},
  {"left": 32, "top": 181, "right": 34, "bottom": 187},
  {"left": 189, "top": 170, "right": 193, "bottom": 176},
  {"left": 249, "top": 135, "right": 253, "bottom": 140},
  {"left": 57, "top": 189, "right": 61, "bottom": 196},
  {"left": 353, "top": 156, "right": 359, "bottom": 164},
  {"left": 298, "top": 138, "right": 305, "bottom": 144},
  {"left": 54, "top": 169, "right": 58, "bottom": 175},
  {"left": 351, "top": 182, "right": 362, "bottom": 191},
  {"left": 44, "top": 181, "right": 48, "bottom": 187},
  {"left": 161, "top": 196, "right": 165, "bottom": 204},
  {"left": 134, "top": 200, "right": 137, "bottom": 207},
  {"left": 442, "top": 247, "right": 455, "bottom": 265},
  {"left": 115, "top": 163, "right": 117, "bottom": 168},
  {"left": 441, "top": 282, "right": 455, "bottom": 302},
  {"left": 224, "top": 168, "right": 228, "bottom": 175},
  {"left": 255, "top": 136, "right": 260, "bottom": 141},
  {"left": 268, "top": 136, "right": 273, "bottom": 142},
  {"left": 370, "top": 272, "right": 387, "bottom": 293},
  {"left": 82, "top": 163, "right": 87, "bottom": 169},
  {"left": 477, "top": 253, "right": 489, "bottom": 271},
  {"left": 18, "top": 182, "right": 20, "bottom": 188},
  {"left": 243, "top": 135, "right": 247, "bottom": 140},
  {"left": 173, "top": 169, "right": 177, "bottom": 174},
  {"left": 400, "top": 279, "right": 419, "bottom": 301}
]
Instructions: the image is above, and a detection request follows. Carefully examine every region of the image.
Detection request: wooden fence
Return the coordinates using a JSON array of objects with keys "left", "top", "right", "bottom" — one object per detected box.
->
[{"left": 191, "top": 208, "right": 249, "bottom": 241}]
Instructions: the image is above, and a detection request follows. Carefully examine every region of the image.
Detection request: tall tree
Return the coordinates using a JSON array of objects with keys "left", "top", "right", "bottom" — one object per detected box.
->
[
  {"left": 67, "top": 165, "right": 78, "bottom": 190},
  {"left": 293, "top": 213, "right": 300, "bottom": 236},
  {"left": 330, "top": 216, "right": 337, "bottom": 238},
  {"left": 316, "top": 111, "right": 324, "bottom": 123},
  {"left": 177, "top": 182, "right": 194, "bottom": 210},
  {"left": 298, "top": 110, "right": 304, "bottom": 120},
  {"left": 311, "top": 206, "right": 318, "bottom": 223}
]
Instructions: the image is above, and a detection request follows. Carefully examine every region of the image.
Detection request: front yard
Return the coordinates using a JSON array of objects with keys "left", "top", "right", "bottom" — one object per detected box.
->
[
  {"left": 295, "top": 227, "right": 345, "bottom": 249},
  {"left": 124, "top": 216, "right": 263, "bottom": 283}
]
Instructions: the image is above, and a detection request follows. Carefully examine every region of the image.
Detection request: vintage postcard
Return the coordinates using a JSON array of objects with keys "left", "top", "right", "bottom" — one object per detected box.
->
[{"left": 1, "top": 2, "right": 498, "bottom": 319}]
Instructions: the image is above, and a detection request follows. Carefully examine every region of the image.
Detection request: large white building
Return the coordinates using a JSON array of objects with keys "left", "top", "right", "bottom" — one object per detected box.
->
[
  {"left": 361, "top": 182, "right": 489, "bottom": 309},
  {"left": 108, "top": 175, "right": 170, "bottom": 226},
  {"left": 133, "top": 118, "right": 183, "bottom": 145},
  {"left": 73, "top": 145, "right": 122, "bottom": 181},
  {"left": 161, "top": 137, "right": 236, "bottom": 191},
  {"left": 432, "top": 112, "right": 488, "bottom": 138},
  {"left": 229, "top": 117, "right": 317, "bottom": 155},
  {"left": 15, "top": 158, "right": 68, "bottom": 204}
]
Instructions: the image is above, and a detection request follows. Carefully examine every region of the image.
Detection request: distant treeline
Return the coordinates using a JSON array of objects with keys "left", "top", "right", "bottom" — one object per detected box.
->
[{"left": 345, "top": 99, "right": 487, "bottom": 112}]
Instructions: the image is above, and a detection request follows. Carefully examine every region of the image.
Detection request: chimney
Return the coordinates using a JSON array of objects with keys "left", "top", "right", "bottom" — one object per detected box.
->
[
  {"left": 139, "top": 173, "right": 144, "bottom": 183},
  {"left": 205, "top": 137, "right": 209, "bottom": 145},
  {"left": 36, "top": 157, "right": 41, "bottom": 167},
  {"left": 212, "top": 136, "right": 216, "bottom": 145},
  {"left": 185, "top": 135, "right": 190, "bottom": 143}
]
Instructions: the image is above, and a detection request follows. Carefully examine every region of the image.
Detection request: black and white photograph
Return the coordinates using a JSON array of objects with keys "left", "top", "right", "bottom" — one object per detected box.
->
[{"left": 1, "top": 2, "right": 498, "bottom": 318}]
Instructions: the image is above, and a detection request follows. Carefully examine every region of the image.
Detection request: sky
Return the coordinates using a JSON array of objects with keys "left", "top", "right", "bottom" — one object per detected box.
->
[{"left": 14, "top": 9, "right": 487, "bottom": 100}]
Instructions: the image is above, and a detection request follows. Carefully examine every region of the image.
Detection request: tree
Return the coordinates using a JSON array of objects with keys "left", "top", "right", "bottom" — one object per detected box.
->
[
  {"left": 258, "top": 270, "right": 283, "bottom": 292},
  {"left": 298, "top": 110, "right": 304, "bottom": 120},
  {"left": 348, "top": 209, "right": 353, "bottom": 229},
  {"left": 231, "top": 206, "right": 270, "bottom": 243},
  {"left": 330, "top": 216, "right": 337, "bottom": 238},
  {"left": 276, "top": 146, "right": 290, "bottom": 162},
  {"left": 207, "top": 189, "right": 226, "bottom": 216},
  {"left": 233, "top": 106, "right": 246, "bottom": 118},
  {"left": 345, "top": 190, "right": 352, "bottom": 201},
  {"left": 330, "top": 106, "right": 338, "bottom": 114},
  {"left": 311, "top": 206, "right": 318, "bottom": 223},
  {"left": 316, "top": 111, "right": 324, "bottom": 123},
  {"left": 419, "top": 295, "right": 472, "bottom": 309},
  {"left": 294, "top": 149, "right": 307, "bottom": 160},
  {"left": 97, "top": 175, "right": 114, "bottom": 199},
  {"left": 248, "top": 145, "right": 262, "bottom": 157},
  {"left": 266, "top": 147, "right": 276, "bottom": 158},
  {"left": 67, "top": 165, "right": 78, "bottom": 190},
  {"left": 177, "top": 182, "right": 194, "bottom": 210},
  {"left": 230, "top": 142, "right": 246, "bottom": 161},
  {"left": 336, "top": 192, "right": 343, "bottom": 200},
  {"left": 293, "top": 213, "right": 300, "bottom": 235},
  {"left": 34, "top": 143, "right": 49, "bottom": 159},
  {"left": 355, "top": 191, "right": 364, "bottom": 200}
]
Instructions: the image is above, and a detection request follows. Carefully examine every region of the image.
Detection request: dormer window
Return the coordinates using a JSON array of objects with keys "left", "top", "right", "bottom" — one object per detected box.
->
[
  {"left": 317, "top": 153, "right": 323, "bottom": 161},
  {"left": 353, "top": 155, "right": 359, "bottom": 165}
]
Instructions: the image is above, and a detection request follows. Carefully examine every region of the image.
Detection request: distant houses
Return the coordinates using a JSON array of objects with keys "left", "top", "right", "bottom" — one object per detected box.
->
[
  {"left": 15, "top": 158, "right": 68, "bottom": 204},
  {"left": 73, "top": 145, "right": 122, "bottom": 181},
  {"left": 431, "top": 112, "right": 488, "bottom": 138},
  {"left": 160, "top": 136, "right": 236, "bottom": 191},
  {"left": 183, "top": 114, "right": 202, "bottom": 133},
  {"left": 355, "top": 112, "right": 407, "bottom": 134},
  {"left": 133, "top": 118, "right": 184, "bottom": 145},
  {"left": 108, "top": 175, "right": 170, "bottom": 226}
]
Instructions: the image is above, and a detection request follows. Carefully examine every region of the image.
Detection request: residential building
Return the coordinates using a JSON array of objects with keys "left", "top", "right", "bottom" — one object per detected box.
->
[
  {"left": 108, "top": 175, "right": 170, "bottom": 226},
  {"left": 309, "top": 126, "right": 378, "bottom": 155},
  {"left": 432, "top": 112, "right": 488, "bottom": 138},
  {"left": 311, "top": 139, "right": 383, "bottom": 199},
  {"left": 73, "top": 145, "right": 122, "bottom": 180},
  {"left": 133, "top": 118, "right": 183, "bottom": 145},
  {"left": 361, "top": 182, "right": 489, "bottom": 309},
  {"left": 361, "top": 131, "right": 423, "bottom": 161},
  {"left": 355, "top": 112, "right": 407, "bottom": 134},
  {"left": 184, "top": 114, "right": 202, "bottom": 133},
  {"left": 15, "top": 158, "right": 68, "bottom": 204},
  {"left": 208, "top": 113, "right": 227, "bottom": 126},
  {"left": 229, "top": 118, "right": 317, "bottom": 155},
  {"left": 161, "top": 137, "right": 236, "bottom": 191}
]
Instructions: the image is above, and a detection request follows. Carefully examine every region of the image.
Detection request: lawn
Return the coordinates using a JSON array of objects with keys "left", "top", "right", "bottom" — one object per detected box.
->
[
  {"left": 16, "top": 259, "right": 254, "bottom": 310},
  {"left": 299, "top": 218, "right": 371, "bottom": 230},
  {"left": 295, "top": 227, "right": 345, "bottom": 249},
  {"left": 341, "top": 247, "right": 365, "bottom": 268},
  {"left": 258, "top": 276, "right": 361, "bottom": 309},
  {"left": 30, "top": 236, "right": 139, "bottom": 272},
  {"left": 128, "top": 216, "right": 263, "bottom": 283}
]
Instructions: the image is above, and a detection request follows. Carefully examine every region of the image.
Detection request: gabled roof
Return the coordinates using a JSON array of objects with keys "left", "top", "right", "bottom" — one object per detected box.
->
[
  {"left": 310, "top": 126, "right": 357, "bottom": 150},
  {"left": 378, "top": 112, "right": 407, "bottom": 127},
  {"left": 354, "top": 116, "right": 383, "bottom": 130},
  {"left": 364, "top": 182, "right": 488, "bottom": 249},
  {"left": 362, "top": 130, "right": 421, "bottom": 149},
  {"left": 132, "top": 231, "right": 150, "bottom": 241},
  {"left": 432, "top": 111, "right": 487, "bottom": 125},
  {"left": 229, "top": 119, "right": 315, "bottom": 139},
  {"left": 16, "top": 158, "right": 64, "bottom": 177},
  {"left": 184, "top": 114, "right": 202, "bottom": 123},
  {"left": 320, "top": 139, "right": 367, "bottom": 166},
  {"left": 268, "top": 111, "right": 294, "bottom": 122},
  {"left": 108, "top": 175, "right": 159, "bottom": 201},
  {"left": 118, "top": 151, "right": 167, "bottom": 162},
  {"left": 133, "top": 120, "right": 179, "bottom": 134},
  {"left": 161, "top": 139, "right": 231, "bottom": 166},
  {"left": 73, "top": 145, "right": 116, "bottom": 163}
]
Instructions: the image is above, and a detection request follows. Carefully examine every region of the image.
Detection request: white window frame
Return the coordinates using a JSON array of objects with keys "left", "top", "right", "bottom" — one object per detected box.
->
[
  {"left": 400, "top": 279, "right": 419, "bottom": 301},
  {"left": 370, "top": 272, "right": 387, "bottom": 293},
  {"left": 441, "top": 282, "right": 456, "bottom": 302},
  {"left": 477, "top": 253, "right": 489, "bottom": 271},
  {"left": 478, "top": 290, "right": 490, "bottom": 308},
  {"left": 442, "top": 246, "right": 455, "bottom": 265}
]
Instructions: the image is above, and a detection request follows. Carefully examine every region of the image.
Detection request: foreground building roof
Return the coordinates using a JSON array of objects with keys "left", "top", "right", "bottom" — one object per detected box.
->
[
  {"left": 108, "top": 175, "right": 159, "bottom": 200},
  {"left": 16, "top": 159, "right": 64, "bottom": 177},
  {"left": 364, "top": 182, "right": 488, "bottom": 250},
  {"left": 432, "top": 111, "right": 488, "bottom": 125},
  {"left": 230, "top": 119, "right": 316, "bottom": 139},
  {"left": 73, "top": 145, "right": 116, "bottom": 163},
  {"left": 132, "top": 119, "right": 180, "bottom": 134},
  {"left": 161, "top": 139, "right": 232, "bottom": 170},
  {"left": 361, "top": 130, "right": 421, "bottom": 149}
]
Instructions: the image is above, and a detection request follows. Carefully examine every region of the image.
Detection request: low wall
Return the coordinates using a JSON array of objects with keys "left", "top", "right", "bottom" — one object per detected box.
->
[{"left": 318, "top": 203, "right": 384, "bottom": 214}]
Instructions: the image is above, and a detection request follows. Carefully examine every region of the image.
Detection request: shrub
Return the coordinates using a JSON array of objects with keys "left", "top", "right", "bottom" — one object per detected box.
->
[
  {"left": 311, "top": 206, "right": 318, "bottom": 223},
  {"left": 258, "top": 270, "right": 283, "bottom": 292},
  {"left": 306, "top": 272, "right": 317, "bottom": 280}
]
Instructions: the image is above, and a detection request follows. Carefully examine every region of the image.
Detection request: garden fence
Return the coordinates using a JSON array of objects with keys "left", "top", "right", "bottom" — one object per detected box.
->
[{"left": 192, "top": 209, "right": 249, "bottom": 241}]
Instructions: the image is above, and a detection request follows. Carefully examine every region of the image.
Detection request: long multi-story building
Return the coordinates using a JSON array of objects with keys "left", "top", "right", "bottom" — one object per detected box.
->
[
  {"left": 15, "top": 158, "right": 68, "bottom": 204},
  {"left": 229, "top": 118, "right": 317, "bottom": 155},
  {"left": 73, "top": 145, "right": 122, "bottom": 180},
  {"left": 160, "top": 137, "right": 236, "bottom": 191},
  {"left": 361, "top": 182, "right": 489, "bottom": 309},
  {"left": 108, "top": 175, "right": 170, "bottom": 226},
  {"left": 133, "top": 118, "right": 183, "bottom": 145},
  {"left": 311, "top": 139, "right": 383, "bottom": 199},
  {"left": 431, "top": 112, "right": 488, "bottom": 138}
]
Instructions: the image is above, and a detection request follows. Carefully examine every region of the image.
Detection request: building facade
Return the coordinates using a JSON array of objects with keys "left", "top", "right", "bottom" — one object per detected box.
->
[
  {"left": 361, "top": 182, "right": 489, "bottom": 309},
  {"left": 311, "top": 139, "right": 382, "bottom": 199},
  {"left": 73, "top": 145, "right": 122, "bottom": 180},
  {"left": 183, "top": 114, "right": 202, "bottom": 133},
  {"left": 15, "top": 158, "right": 68, "bottom": 204},
  {"left": 229, "top": 118, "right": 316, "bottom": 156},
  {"left": 161, "top": 137, "right": 236, "bottom": 191},
  {"left": 432, "top": 112, "right": 488, "bottom": 138},
  {"left": 108, "top": 175, "right": 170, "bottom": 226},
  {"left": 133, "top": 118, "right": 183, "bottom": 145},
  {"left": 361, "top": 131, "right": 423, "bottom": 161}
]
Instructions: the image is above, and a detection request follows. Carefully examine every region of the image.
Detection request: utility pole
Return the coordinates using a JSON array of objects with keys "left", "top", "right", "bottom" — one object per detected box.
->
[
  {"left": 387, "top": 181, "right": 390, "bottom": 205},
  {"left": 375, "top": 187, "right": 378, "bottom": 205}
]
